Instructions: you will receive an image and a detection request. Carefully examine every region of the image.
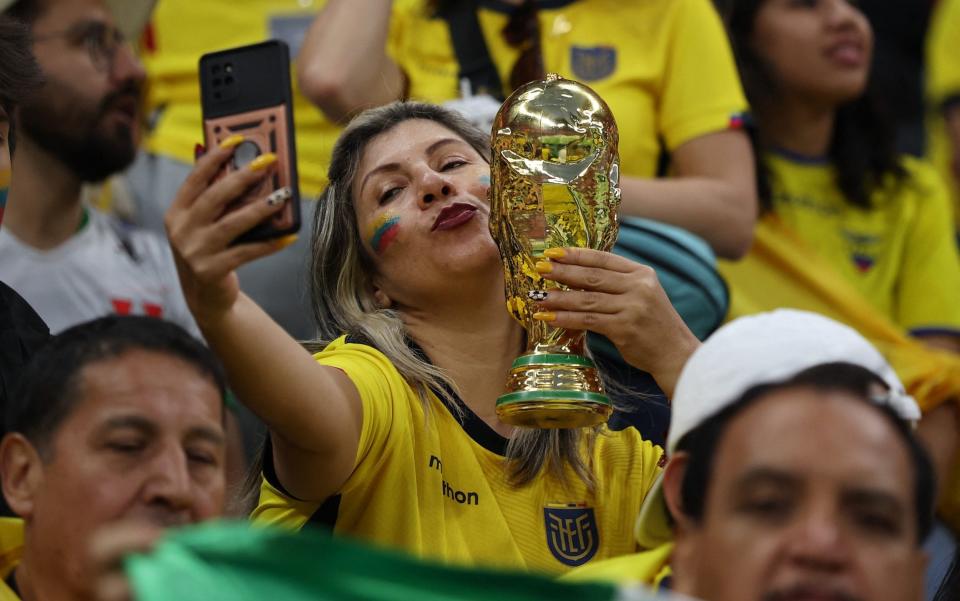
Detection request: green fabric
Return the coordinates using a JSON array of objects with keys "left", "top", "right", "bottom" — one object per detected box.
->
[{"left": 126, "top": 522, "right": 664, "bottom": 601}]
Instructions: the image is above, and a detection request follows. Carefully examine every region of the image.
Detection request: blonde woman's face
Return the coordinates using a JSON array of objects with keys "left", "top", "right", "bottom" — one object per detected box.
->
[
  {"left": 351, "top": 119, "right": 499, "bottom": 305},
  {"left": 751, "top": 0, "right": 873, "bottom": 107}
]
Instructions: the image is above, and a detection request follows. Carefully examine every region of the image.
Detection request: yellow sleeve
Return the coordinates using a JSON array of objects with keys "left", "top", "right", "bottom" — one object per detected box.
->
[
  {"left": 641, "top": 441, "right": 666, "bottom": 503},
  {"left": 386, "top": 0, "right": 422, "bottom": 91},
  {"left": 251, "top": 337, "right": 405, "bottom": 528},
  {"left": 313, "top": 338, "right": 404, "bottom": 484},
  {"left": 895, "top": 159, "right": 960, "bottom": 335},
  {"left": 656, "top": 0, "right": 749, "bottom": 151},
  {"left": 252, "top": 477, "right": 322, "bottom": 531},
  {"left": 928, "top": 0, "right": 960, "bottom": 108}
]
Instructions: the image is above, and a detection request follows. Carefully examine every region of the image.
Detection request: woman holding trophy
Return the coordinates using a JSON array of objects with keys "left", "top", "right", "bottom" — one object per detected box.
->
[{"left": 165, "top": 78, "right": 699, "bottom": 574}]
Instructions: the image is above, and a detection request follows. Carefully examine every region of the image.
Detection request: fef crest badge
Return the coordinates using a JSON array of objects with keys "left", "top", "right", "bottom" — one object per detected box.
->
[
  {"left": 570, "top": 46, "right": 616, "bottom": 82},
  {"left": 544, "top": 503, "right": 599, "bottom": 566}
]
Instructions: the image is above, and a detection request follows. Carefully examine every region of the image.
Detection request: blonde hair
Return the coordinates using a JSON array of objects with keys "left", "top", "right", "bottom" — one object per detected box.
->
[{"left": 310, "top": 102, "right": 600, "bottom": 488}]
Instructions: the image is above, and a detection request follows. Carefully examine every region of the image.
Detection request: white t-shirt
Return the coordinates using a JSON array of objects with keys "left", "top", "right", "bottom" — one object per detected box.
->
[{"left": 0, "top": 208, "right": 199, "bottom": 337}]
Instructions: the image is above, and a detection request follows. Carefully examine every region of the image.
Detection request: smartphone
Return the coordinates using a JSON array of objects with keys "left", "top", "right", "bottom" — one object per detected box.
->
[{"left": 199, "top": 40, "right": 300, "bottom": 244}]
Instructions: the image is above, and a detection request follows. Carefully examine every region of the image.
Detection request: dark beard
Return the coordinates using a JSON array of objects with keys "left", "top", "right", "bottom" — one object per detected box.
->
[{"left": 17, "top": 80, "right": 141, "bottom": 183}]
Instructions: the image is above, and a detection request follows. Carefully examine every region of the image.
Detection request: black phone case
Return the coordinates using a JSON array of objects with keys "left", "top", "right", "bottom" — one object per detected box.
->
[{"left": 199, "top": 40, "right": 301, "bottom": 244}]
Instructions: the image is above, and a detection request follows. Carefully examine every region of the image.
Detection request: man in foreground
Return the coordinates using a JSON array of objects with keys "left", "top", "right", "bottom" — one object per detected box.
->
[
  {"left": 0, "top": 315, "right": 227, "bottom": 600},
  {"left": 571, "top": 310, "right": 933, "bottom": 601}
]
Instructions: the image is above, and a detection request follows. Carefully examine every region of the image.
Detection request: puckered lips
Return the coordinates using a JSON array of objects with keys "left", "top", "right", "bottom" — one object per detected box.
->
[{"left": 432, "top": 202, "right": 478, "bottom": 231}]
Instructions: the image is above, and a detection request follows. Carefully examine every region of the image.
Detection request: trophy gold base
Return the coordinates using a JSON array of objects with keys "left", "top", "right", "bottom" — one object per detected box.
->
[{"left": 495, "top": 353, "right": 612, "bottom": 428}]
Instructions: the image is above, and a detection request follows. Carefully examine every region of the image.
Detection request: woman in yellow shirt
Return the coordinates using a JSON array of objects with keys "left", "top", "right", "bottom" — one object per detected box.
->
[
  {"left": 717, "top": 0, "right": 960, "bottom": 523},
  {"left": 718, "top": 0, "right": 960, "bottom": 345},
  {"left": 165, "top": 101, "right": 698, "bottom": 573}
]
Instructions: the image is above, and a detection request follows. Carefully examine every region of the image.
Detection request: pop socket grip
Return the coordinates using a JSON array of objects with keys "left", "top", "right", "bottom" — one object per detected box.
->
[{"left": 232, "top": 140, "right": 261, "bottom": 169}]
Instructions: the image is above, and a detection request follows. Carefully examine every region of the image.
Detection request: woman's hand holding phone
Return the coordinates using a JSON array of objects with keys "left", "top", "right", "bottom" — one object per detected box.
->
[{"left": 165, "top": 138, "right": 295, "bottom": 328}]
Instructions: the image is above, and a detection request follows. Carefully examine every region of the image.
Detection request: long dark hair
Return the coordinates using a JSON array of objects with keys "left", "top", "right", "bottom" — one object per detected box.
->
[{"left": 715, "top": 0, "right": 906, "bottom": 211}]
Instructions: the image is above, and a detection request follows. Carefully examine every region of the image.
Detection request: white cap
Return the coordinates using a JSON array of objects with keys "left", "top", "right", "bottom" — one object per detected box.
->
[
  {"left": 0, "top": 0, "right": 156, "bottom": 39},
  {"left": 634, "top": 309, "right": 920, "bottom": 549}
]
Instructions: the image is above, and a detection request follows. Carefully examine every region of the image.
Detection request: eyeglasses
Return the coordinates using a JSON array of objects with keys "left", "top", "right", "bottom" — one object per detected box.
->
[
  {"left": 33, "top": 21, "right": 128, "bottom": 73},
  {"left": 501, "top": 0, "right": 545, "bottom": 93}
]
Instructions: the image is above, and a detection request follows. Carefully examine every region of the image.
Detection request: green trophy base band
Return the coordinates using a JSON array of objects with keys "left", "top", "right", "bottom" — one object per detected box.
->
[
  {"left": 497, "top": 389, "right": 610, "bottom": 406},
  {"left": 511, "top": 353, "right": 597, "bottom": 369}
]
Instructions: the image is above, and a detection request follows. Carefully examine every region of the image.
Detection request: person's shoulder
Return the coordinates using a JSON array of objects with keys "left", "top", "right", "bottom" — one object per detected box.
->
[
  {"left": 391, "top": 0, "right": 429, "bottom": 18},
  {"left": 0, "top": 517, "right": 24, "bottom": 586},
  {"left": 313, "top": 334, "right": 410, "bottom": 385},
  {"left": 560, "top": 542, "right": 673, "bottom": 586},
  {"left": 596, "top": 424, "right": 665, "bottom": 464},
  {"left": 884, "top": 156, "right": 950, "bottom": 205},
  {"left": 899, "top": 155, "right": 944, "bottom": 186}
]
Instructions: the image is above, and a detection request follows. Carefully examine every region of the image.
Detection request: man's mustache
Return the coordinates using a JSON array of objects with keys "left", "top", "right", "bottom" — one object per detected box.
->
[{"left": 97, "top": 81, "right": 142, "bottom": 118}]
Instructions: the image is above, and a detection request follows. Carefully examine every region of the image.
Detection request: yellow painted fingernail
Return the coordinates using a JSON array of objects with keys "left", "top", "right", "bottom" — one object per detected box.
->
[
  {"left": 274, "top": 234, "right": 298, "bottom": 250},
  {"left": 533, "top": 311, "right": 556, "bottom": 322},
  {"left": 543, "top": 248, "right": 566, "bottom": 259},
  {"left": 219, "top": 134, "right": 245, "bottom": 149},
  {"left": 535, "top": 260, "right": 553, "bottom": 274},
  {"left": 249, "top": 153, "right": 278, "bottom": 171}
]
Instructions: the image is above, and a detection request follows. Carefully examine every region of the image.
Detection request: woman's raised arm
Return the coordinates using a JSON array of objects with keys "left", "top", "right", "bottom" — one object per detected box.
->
[{"left": 165, "top": 143, "right": 363, "bottom": 502}]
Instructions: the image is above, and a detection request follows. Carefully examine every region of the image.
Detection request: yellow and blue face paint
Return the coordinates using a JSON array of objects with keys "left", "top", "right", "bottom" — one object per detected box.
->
[{"left": 369, "top": 213, "right": 401, "bottom": 255}]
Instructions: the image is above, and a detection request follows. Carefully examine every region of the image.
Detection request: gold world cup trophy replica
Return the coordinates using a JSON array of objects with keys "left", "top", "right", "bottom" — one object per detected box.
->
[{"left": 491, "top": 74, "right": 621, "bottom": 429}]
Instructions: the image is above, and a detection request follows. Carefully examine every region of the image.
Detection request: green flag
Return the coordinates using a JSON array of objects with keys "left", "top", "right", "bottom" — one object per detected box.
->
[{"left": 126, "top": 522, "right": 674, "bottom": 601}]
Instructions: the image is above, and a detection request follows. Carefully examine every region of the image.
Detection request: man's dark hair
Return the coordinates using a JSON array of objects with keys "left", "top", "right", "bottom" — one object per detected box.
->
[
  {"left": 713, "top": 0, "right": 907, "bottom": 211},
  {"left": 673, "top": 362, "right": 935, "bottom": 544},
  {"left": 0, "top": 14, "right": 43, "bottom": 154},
  {"left": 8, "top": 315, "right": 227, "bottom": 455},
  {"left": 3, "top": 0, "right": 46, "bottom": 27}
]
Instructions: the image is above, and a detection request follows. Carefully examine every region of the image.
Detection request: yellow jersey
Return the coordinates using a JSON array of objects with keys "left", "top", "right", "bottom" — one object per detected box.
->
[
  {"left": 253, "top": 336, "right": 664, "bottom": 575},
  {"left": 757, "top": 152, "right": 960, "bottom": 335},
  {"left": 560, "top": 542, "right": 673, "bottom": 589},
  {"left": 141, "top": 0, "right": 339, "bottom": 196},
  {"left": 0, "top": 518, "right": 23, "bottom": 601},
  {"left": 387, "top": 0, "right": 748, "bottom": 178}
]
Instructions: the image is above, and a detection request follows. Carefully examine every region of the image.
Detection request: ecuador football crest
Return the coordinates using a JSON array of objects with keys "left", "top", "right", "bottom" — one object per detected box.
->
[
  {"left": 543, "top": 503, "right": 599, "bottom": 566},
  {"left": 570, "top": 46, "right": 616, "bottom": 82}
]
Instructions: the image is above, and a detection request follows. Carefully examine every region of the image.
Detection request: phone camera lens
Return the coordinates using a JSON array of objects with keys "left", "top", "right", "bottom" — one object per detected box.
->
[{"left": 232, "top": 141, "right": 261, "bottom": 169}]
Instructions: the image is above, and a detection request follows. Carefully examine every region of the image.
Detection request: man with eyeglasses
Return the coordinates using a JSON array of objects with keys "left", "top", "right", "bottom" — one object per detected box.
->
[{"left": 0, "top": 0, "right": 199, "bottom": 338}]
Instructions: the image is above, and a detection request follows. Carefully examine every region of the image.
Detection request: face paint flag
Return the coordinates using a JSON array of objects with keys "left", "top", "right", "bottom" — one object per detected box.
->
[
  {"left": 126, "top": 522, "right": 685, "bottom": 601},
  {"left": 369, "top": 214, "right": 400, "bottom": 254}
]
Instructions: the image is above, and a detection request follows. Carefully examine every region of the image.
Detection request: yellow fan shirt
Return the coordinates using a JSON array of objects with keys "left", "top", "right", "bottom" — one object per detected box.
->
[
  {"left": 0, "top": 519, "right": 23, "bottom": 601},
  {"left": 759, "top": 152, "right": 960, "bottom": 335},
  {"left": 140, "top": 0, "right": 338, "bottom": 196},
  {"left": 387, "top": 0, "right": 748, "bottom": 178},
  {"left": 560, "top": 542, "right": 673, "bottom": 588},
  {"left": 253, "top": 336, "right": 664, "bottom": 575}
]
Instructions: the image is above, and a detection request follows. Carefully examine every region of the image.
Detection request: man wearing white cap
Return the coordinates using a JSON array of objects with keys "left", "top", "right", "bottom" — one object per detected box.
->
[
  {"left": 0, "top": 0, "right": 199, "bottom": 337},
  {"left": 567, "top": 309, "right": 934, "bottom": 601}
]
